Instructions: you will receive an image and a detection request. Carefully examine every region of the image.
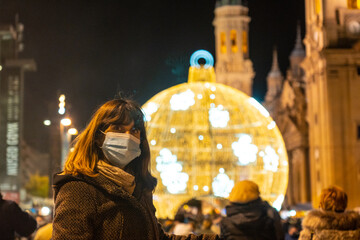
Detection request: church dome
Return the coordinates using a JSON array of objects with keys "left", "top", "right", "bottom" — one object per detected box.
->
[{"left": 142, "top": 50, "right": 288, "bottom": 218}]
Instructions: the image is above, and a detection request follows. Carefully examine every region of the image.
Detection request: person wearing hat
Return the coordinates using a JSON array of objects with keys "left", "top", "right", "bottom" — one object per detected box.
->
[{"left": 220, "top": 180, "right": 284, "bottom": 240}]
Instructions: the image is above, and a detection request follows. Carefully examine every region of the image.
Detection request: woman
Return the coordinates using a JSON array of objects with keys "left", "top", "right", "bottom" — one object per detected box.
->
[
  {"left": 299, "top": 186, "right": 360, "bottom": 239},
  {"left": 52, "top": 98, "right": 219, "bottom": 240}
]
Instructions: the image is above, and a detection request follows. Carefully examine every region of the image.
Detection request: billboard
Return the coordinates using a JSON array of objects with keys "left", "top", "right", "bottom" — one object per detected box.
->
[{"left": 0, "top": 69, "right": 22, "bottom": 192}]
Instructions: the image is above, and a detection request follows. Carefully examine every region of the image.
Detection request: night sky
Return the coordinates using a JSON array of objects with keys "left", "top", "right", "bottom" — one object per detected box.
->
[{"left": 0, "top": 0, "right": 305, "bottom": 152}]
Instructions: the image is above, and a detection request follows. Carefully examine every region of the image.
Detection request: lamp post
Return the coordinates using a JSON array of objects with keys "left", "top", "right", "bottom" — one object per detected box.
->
[
  {"left": 60, "top": 118, "right": 71, "bottom": 167},
  {"left": 58, "top": 94, "right": 78, "bottom": 167}
]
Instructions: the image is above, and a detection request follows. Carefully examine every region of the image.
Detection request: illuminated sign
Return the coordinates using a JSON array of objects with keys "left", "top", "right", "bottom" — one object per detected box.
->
[
  {"left": 6, "top": 76, "right": 20, "bottom": 176},
  {"left": 6, "top": 122, "right": 19, "bottom": 176},
  {"left": 0, "top": 72, "right": 22, "bottom": 191}
]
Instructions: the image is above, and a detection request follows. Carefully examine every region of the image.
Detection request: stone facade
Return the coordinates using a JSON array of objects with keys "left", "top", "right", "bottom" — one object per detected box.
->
[{"left": 301, "top": 0, "right": 360, "bottom": 208}]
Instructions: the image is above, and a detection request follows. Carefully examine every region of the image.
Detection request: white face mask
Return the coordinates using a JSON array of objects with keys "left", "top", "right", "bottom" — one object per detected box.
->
[{"left": 101, "top": 132, "right": 141, "bottom": 168}]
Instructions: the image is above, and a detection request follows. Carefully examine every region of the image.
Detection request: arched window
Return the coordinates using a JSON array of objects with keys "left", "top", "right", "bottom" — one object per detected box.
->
[
  {"left": 348, "top": 0, "right": 360, "bottom": 9},
  {"left": 242, "top": 31, "right": 248, "bottom": 54},
  {"left": 314, "top": 0, "right": 321, "bottom": 14},
  {"left": 230, "top": 30, "right": 238, "bottom": 53},
  {"left": 220, "top": 32, "right": 227, "bottom": 53}
]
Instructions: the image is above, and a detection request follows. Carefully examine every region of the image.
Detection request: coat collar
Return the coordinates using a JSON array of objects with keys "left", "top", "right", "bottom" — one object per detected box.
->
[
  {"left": 302, "top": 209, "right": 360, "bottom": 231},
  {"left": 53, "top": 172, "right": 142, "bottom": 202}
]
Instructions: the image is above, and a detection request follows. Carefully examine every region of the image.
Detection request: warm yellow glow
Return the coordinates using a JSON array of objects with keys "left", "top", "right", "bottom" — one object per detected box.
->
[
  {"left": 59, "top": 94, "right": 66, "bottom": 115},
  {"left": 68, "top": 128, "right": 78, "bottom": 135},
  {"left": 220, "top": 32, "right": 227, "bottom": 53},
  {"left": 230, "top": 30, "right": 238, "bottom": 53},
  {"left": 0, "top": 65, "right": 2, "bottom": 71},
  {"left": 242, "top": 31, "right": 248, "bottom": 53},
  {"left": 347, "top": 0, "right": 360, "bottom": 9},
  {"left": 143, "top": 58, "right": 289, "bottom": 218},
  {"left": 314, "top": 0, "right": 321, "bottom": 14},
  {"left": 59, "top": 94, "right": 65, "bottom": 102},
  {"left": 188, "top": 66, "right": 216, "bottom": 83},
  {"left": 60, "top": 118, "right": 71, "bottom": 126}
]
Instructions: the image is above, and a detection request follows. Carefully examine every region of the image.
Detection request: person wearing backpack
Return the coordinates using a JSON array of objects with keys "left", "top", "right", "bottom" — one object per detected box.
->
[{"left": 220, "top": 180, "right": 284, "bottom": 240}]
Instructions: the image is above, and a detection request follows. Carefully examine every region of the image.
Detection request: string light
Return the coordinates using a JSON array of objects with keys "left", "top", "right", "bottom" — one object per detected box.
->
[{"left": 143, "top": 50, "right": 288, "bottom": 219}]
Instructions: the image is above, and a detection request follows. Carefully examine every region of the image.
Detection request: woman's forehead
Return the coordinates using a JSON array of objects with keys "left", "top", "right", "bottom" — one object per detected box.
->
[{"left": 113, "top": 121, "right": 134, "bottom": 128}]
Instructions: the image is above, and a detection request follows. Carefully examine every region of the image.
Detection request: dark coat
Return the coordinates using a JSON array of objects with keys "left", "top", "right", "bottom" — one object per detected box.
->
[
  {"left": 52, "top": 173, "right": 219, "bottom": 240},
  {"left": 299, "top": 209, "right": 360, "bottom": 240},
  {"left": 0, "top": 195, "right": 37, "bottom": 240},
  {"left": 220, "top": 198, "right": 284, "bottom": 240}
]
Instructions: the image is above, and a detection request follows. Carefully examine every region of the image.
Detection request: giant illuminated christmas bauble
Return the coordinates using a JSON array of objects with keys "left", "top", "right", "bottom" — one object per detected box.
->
[{"left": 142, "top": 50, "right": 288, "bottom": 218}]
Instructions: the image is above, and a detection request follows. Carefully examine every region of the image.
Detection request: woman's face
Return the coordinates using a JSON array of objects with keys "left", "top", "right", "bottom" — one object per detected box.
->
[
  {"left": 97, "top": 121, "right": 141, "bottom": 148},
  {"left": 104, "top": 121, "right": 141, "bottom": 139}
]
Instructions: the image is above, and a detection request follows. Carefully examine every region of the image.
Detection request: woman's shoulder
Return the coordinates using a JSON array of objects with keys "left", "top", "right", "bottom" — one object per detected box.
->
[
  {"left": 302, "top": 209, "right": 360, "bottom": 231},
  {"left": 53, "top": 173, "right": 99, "bottom": 200}
]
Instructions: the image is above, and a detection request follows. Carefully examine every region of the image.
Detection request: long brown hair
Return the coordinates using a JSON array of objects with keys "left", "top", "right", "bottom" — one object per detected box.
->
[{"left": 63, "top": 98, "right": 157, "bottom": 191}]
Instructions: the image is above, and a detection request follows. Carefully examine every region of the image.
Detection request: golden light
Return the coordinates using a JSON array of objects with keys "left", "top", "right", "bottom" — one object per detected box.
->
[
  {"left": 60, "top": 118, "right": 71, "bottom": 126},
  {"left": 67, "top": 128, "right": 78, "bottom": 135},
  {"left": 58, "top": 94, "right": 66, "bottom": 115},
  {"left": 142, "top": 50, "right": 288, "bottom": 218},
  {"left": 59, "top": 94, "right": 65, "bottom": 102}
]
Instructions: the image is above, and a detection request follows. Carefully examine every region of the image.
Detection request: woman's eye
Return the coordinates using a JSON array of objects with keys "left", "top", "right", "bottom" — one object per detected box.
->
[{"left": 132, "top": 128, "right": 140, "bottom": 134}]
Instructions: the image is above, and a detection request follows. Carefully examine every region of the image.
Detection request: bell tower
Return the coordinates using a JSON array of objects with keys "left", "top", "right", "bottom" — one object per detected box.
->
[
  {"left": 213, "top": 0, "right": 254, "bottom": 96},
  {"left": 302, "top": 0, "right": 360, "bottom": 208}
]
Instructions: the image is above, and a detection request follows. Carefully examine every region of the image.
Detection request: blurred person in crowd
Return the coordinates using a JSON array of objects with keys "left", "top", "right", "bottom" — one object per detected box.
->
[
  {"left": 161, "top": 218, "right": 175, "bottom": 233},
  {"left": 172, "top": 220, "right": 196, "bottom": 236},
  {"left": 195, "top": 218, "right": 214, "bottom": 235},
  {"left": 34, "top": 208, "right": 53, "bottom": 240},
  {"left": 52, "top": 98, "right": 220, "bottom": 240},
  {"left": 0, "top": 192, "right": 37, "bottom": 240},
  {"left": 34, "top": 222, "right": 52, "bottom": 240},
  {"left": 285, "top": 225, "right": 300, "bottom": 240},
  {"left": 174, "top": 198, "right": 204, "bottom": 228},
  {"left": 220, "top": 180, "right": 284, "bottom": 240},
  {"left": 210, "top": 216, "right": 222, "bottom": 235},
  {"left": 171, "top": 210, "right": 195, "bottom": 235},
  {"left": 35, "top": 215, "right": 47, "bottom": 229},
  {"left": 299, "top": 185, "right": 360, "bottom": 239}
]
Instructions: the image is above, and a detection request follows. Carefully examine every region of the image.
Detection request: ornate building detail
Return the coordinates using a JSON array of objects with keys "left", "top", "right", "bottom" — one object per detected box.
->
[
  {"left": 213, "top": 0, "right": 254, "bottom": 96},
  {"left": 264, "top": 26, "right": 309, "bottom": 206},
  {"left": 302, "top": 0, "right": 360, "bottom": 208}
]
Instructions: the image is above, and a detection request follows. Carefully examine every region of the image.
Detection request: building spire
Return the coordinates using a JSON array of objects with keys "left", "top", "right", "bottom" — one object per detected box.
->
[
  {"left": 290, "top": 22, "right": 305, "bottom": 58},
  {"left": 295, "top": 23, "right": 302, "bottom": 49},
  {"left": 269, "top": 47, "right": 282, "bottom": 78},
  {"left": 265, "top": 46, "right": 283, "bottom": 102}
]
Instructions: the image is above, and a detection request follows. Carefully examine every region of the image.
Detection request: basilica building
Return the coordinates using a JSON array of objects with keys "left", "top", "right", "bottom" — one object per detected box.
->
[{"left": 214, "top": 0, "right": 360, "bottom": 209}]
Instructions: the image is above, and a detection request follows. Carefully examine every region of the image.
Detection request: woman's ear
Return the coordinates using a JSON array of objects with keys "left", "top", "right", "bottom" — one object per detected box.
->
[{"left": 95, "top": 131, "right": 105, "bottom": 148}]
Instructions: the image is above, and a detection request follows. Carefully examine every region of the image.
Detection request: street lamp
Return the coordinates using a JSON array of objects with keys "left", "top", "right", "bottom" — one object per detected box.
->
[
  {"left": 58, "top": 94, "right": 65, "bottom": 115},
  {"left": 43, "top": 119, "right": 51, "bottom": 126},
  {"left": 68, "top": 128, "right": 78, "bottom": 135},
  {"left": 60, "top": 117, "right": 72, "bottom": 167},
  {"left": 60, "top": 118, "right": 71, "bottom": 126}
]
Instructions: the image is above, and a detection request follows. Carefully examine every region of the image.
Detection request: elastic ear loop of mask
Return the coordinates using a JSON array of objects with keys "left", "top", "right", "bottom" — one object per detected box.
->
[{"left": 99, "top": 130, "right": 106, "bottom": 149}]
